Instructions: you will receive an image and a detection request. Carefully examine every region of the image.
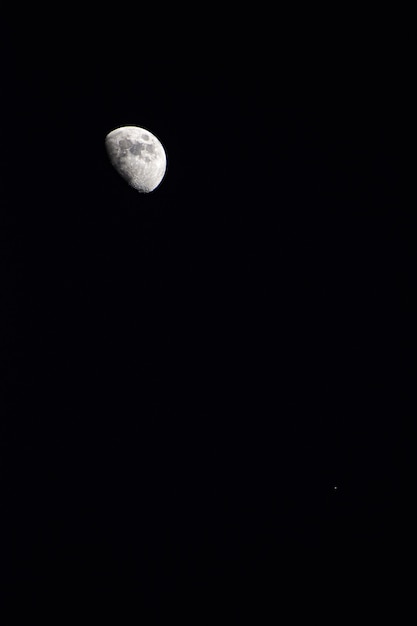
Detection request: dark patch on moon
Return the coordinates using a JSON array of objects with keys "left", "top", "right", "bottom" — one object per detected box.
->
[
  {"left": 129, "top": 142, "right": 144, "bottom": 156},
  {"left": 142, "top": 133, "right": 149, "bottom": 140},
  {"left": 119, "top": 138, "right": 133, "bottom": 150},
  {"left": 145, "top": 143, "right": 155, "bottom": 154}
]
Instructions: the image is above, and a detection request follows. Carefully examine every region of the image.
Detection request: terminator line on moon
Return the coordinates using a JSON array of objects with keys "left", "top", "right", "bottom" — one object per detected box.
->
[{"left": 105, "top": 126, "right": 167, "bottom": 193}]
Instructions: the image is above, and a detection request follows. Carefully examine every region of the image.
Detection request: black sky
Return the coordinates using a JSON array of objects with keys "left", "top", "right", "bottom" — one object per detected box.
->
[{"left": 0, "top": 10, "right": 413, "bottom": 622}]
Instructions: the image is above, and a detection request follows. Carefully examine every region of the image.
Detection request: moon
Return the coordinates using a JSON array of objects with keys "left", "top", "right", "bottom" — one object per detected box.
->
[{"left": 105, "top": 126, "right": 167, "bottom": 193}]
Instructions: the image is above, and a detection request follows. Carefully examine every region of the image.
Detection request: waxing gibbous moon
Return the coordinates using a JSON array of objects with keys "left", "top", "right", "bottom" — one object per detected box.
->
[{"left": 105, "top": 126, "right": 167, "bottom": 193}]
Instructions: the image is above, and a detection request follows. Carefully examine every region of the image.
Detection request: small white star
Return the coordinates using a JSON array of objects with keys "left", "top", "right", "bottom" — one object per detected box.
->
[{"left": 333, "top": 486, "right": 338, "bottom": 490}]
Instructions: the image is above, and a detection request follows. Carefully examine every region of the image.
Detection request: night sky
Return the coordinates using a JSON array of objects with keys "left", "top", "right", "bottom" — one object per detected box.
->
[{"left": 1, "top": 9, "right": 412, "bottom": 622}]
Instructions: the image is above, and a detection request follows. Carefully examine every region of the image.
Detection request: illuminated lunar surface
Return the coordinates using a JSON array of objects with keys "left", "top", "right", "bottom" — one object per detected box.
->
[{"left": 105, "top": 126, "right": 167, "bottom": 193}]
